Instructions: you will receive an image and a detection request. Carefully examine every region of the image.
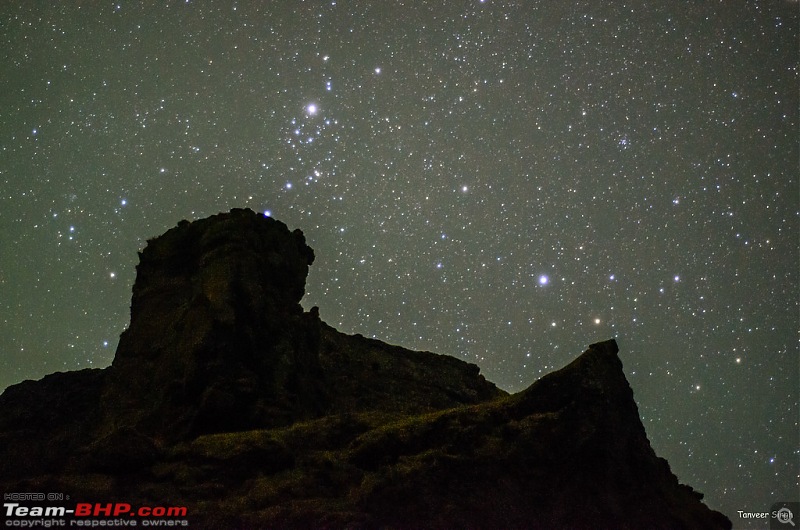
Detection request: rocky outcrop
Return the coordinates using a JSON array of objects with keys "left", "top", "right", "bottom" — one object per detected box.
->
[
  {"left": 105, "top": 209, "right": 324, "bottom": 439},
  {"left": 0, "top": 209, "right": 501, "bottom": 474},
  {"left": 0, "top": 209, "right": 730, "bottom": 528}
]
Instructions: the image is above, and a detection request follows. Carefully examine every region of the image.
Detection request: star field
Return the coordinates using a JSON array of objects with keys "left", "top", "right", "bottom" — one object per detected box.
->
[{"left": 1, "top": 2, "right": 797, "bottom": 524}]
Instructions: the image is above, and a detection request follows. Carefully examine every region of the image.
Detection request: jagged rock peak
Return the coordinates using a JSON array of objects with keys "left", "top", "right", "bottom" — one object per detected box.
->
[
  {"left": 108, "top": 208, "right": 324, "bottom": 438},
  {"left": 104, "top": 208, "right": 500, "bottom": 440},
  {"left": 124, "top": 208, "right": 314, "bottom": 340}
]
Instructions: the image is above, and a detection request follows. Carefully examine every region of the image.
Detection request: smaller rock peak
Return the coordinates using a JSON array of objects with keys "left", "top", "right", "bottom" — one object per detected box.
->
[{"left": 589, "top": 338, "right": 619, "bottom": 356}]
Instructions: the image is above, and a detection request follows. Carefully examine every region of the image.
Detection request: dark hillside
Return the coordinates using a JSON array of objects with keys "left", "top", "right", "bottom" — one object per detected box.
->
[{"left": 0, "top": 209, "right": 730, "bottom": 529}]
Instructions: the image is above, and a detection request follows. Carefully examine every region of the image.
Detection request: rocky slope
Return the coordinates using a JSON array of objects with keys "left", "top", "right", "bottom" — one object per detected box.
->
[{"left": 0, "top": 208, "right": 731, "bottom": 528}]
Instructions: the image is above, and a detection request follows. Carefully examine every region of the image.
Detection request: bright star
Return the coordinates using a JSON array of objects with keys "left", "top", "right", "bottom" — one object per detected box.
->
[
  {"left": 538, "top": 275, "right": 549, "bottom": 285},
  {"left": 306, "top": 104, "right": 318, "bottom": 115}
]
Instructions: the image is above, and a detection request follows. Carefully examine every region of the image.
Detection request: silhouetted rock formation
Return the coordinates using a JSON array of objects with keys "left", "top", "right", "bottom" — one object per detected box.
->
[
  {"left": 106, "top": 209, "right": 324, "bottom": 439},
  {"left": 0, "top": 209, "right": 731, "bottom": 529}
]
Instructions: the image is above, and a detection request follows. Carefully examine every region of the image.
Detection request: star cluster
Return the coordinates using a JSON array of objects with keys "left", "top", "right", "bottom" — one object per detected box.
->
[{"left": 1, "top": 2, "right": 797, "bottom": 524}]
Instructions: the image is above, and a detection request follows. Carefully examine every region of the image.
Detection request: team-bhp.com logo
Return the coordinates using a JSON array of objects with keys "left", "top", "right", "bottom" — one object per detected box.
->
[{"left": 4, "top": 501, "right": 189, "bottom": 527}]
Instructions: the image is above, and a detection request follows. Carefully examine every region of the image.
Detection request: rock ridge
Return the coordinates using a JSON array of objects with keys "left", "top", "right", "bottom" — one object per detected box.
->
[{"left": 0, "top": 208, "right": 731, "bottom": 529}]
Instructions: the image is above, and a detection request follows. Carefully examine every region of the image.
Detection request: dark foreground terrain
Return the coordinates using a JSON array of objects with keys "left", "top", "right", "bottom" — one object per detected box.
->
[{"left": 0, "top": 209, "right": 731, "bottom": 528}]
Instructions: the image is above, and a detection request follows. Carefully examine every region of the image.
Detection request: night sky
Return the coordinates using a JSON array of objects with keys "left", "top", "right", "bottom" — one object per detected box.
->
[{"left": 2, "top": 1, "right": 797, "bottom": 524}]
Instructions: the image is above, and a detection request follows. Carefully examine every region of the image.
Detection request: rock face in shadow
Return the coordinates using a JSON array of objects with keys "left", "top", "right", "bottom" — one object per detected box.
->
[
  {"left": 106, "top": 209, "right": 324, "bottom": 439},
  {"left": 0, "top": 208, "right": 730, "bottom": 529}
]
